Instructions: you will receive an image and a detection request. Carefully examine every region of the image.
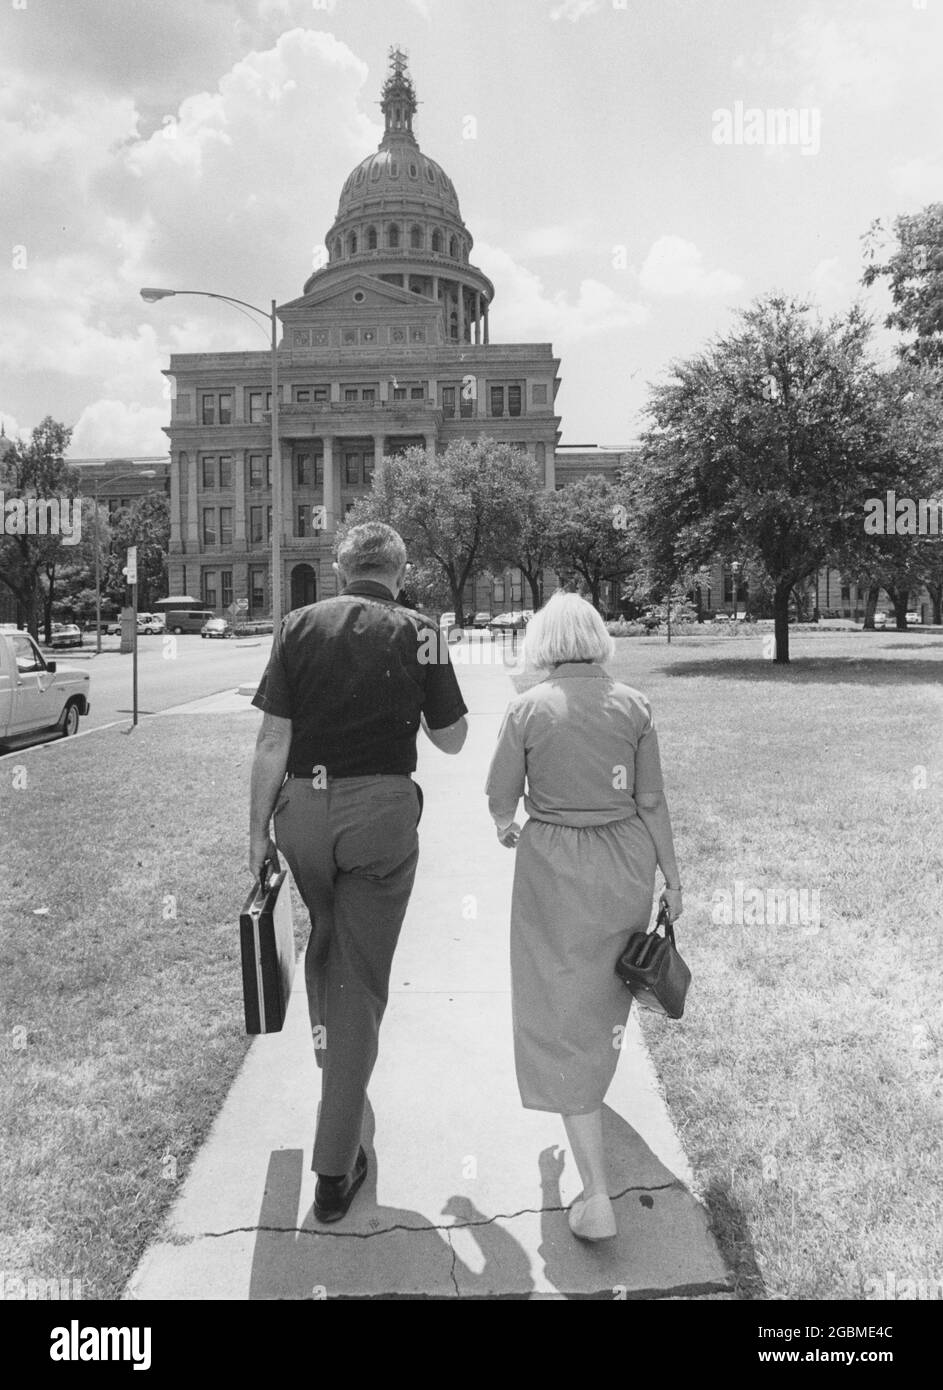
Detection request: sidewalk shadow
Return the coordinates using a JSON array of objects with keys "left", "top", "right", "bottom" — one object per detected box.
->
[
  {"left": 248, "top": 1104, "right": 533, "bottom": 1299},
  {"left": 658, "top": 656, "right": 943, "bottom": 686},
  {"left": 701, "top": 1174, "right": 767, "bottom": 1299},
  {"left": 536, "top": 1105, "right": 735, "bottom": 1299}
]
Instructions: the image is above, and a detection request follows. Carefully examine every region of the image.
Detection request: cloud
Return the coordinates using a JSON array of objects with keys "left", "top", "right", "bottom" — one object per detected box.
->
[
  {"left": 475, "top": 241, "right": 649, "bottom": 344},
  {"left": 67, "top": 401, "right": 169, "bottom": 460},
  {"left": 515, "top": 223, "right": 596, "bottom": 257},
  {"left": 638, "top": 236, "right": 743, "bottom": 298},
  {"left": 892, "top": 156, "right": 943, "bottom": 206},
  {"left": 549, "top": 0, "right": 602, "bottom": 21},
  {"left": 807, "top": 257, "right": 850, "bottom": 313}
]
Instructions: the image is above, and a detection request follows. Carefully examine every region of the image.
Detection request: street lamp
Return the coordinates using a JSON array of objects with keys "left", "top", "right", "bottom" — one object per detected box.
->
[
  {"left": 86, "top": 468, "right": 156, "bottom": 654},
  {"left": 731, "top": 560, "right": 741, "bottom": 621},
  {"left": 140, "top": 287, "right": 283, "bottom": 629}
]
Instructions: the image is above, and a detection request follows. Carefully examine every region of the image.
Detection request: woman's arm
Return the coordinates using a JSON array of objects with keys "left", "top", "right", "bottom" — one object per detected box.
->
[{"left": 636, "top": 790, "right": 683, "bottom": 919}]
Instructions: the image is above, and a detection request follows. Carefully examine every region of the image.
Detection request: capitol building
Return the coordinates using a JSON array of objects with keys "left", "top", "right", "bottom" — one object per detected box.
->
[{"left": 160, "top": 50, "right": 622, "bottom": 617}]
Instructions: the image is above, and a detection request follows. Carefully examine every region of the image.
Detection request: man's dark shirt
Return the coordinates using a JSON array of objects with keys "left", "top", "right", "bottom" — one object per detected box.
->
[{"left": 252, "top": 580, "right": 468, "bottom": 777}]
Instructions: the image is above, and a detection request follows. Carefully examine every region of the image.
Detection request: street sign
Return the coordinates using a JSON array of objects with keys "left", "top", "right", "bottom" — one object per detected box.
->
[
  {"left": 125, "top": 546, "right": 138, "bottom": 586},
  {"left": 235, "top": 598, "right": 249, "bottom": 610}
]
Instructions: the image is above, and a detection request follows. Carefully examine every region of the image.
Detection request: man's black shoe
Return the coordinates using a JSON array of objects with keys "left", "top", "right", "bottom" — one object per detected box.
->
[{"left": 314, "top": 1146, "right": 368, "bottom": 1224}]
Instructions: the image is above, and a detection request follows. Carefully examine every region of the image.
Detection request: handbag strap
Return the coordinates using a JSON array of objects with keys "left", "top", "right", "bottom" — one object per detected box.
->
[{"left": 656, "top": 901, "right": 677, "bottom": 945}]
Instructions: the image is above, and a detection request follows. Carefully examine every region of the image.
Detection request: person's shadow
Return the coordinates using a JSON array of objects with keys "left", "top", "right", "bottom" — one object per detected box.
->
[{"left": 248, "top": 1103, "right": 533, "bottom": 1299}]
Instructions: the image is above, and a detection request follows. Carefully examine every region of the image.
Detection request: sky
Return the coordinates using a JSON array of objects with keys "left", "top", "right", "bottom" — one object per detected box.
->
[{"left": 1, "top": 0, "right": 941, "bottom": 458}]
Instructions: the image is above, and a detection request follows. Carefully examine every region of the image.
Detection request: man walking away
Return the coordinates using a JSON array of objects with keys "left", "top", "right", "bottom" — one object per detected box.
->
[{"left": 249, "top": 523, "right": 468, "bottom": 1222}]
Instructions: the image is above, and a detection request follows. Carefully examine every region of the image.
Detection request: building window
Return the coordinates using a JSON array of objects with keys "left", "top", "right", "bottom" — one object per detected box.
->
[
  {"left": 348, "top": 232, "right": 358, "bottom": 255},
  {"left": 431, "top": 229, "right": 442, "bottom": 253},
  {"left": 490, "top": 386, "right": 505, "bottom": 417},
  {"left": 441, "top": 386, "right": 456, "bottom": 417},
  {"left": 296, "top": 505, "right": 309, "bottom": 538},
  {"left": 841, "top": 584, "right": 851, "bottom": 601},
  {"left": 345, "top": 388, "right": 358, "bottom": 402},
  {"left": 250, "top": 506, "right": 263, "bottom": 544},
  {"left": 460, "top": 387, "right": 474, "bottom": 419},
  {"left": 294, "top": 388, "right": 312, "bottom": 405},
  {"left": 313, "top": 387, "right": 329, "bottom": 402},
  {"left": 393, "top": 387, "right": 407, "bottom": 400},
  {"left": 218, "top": 456, "right": 233, "bottom": 489},
  {"left": 203, "top": 509, "right": 216, "bottom": 545},
  {"left": 202, "top": 457, "right": 215, "bottom": 488},
  {"left": 532, "top": 383, "right": 548, "bottom": 405},
  {"left": 367, "top": 226, "right": 378, "bottom": 250},
  {"left": 248, "top": 454, "right": 268, "bottom": 489},
  {"left": 221, "top": 571, "right": 233, "bottom": 609},
  {"left": 219, "top": 507, "right": 232, "bottom": 546},
  {"left": 389, "top": 159, "right": 399, "bottom": 178},
  {"left": 508, "top": 385, "right": 522, "bottom": 417},
  {"left": 314, "top": 454, "right": 324, "bottom": 484},
  {"left": 266, "top": 505, "right": 272, "bottom": 537},
  {"left": 387, "top": 223, "right": 400, "bottom": 249},
  {"left": 362, "top": 388, "right": 376, "bottom": 402},
  {"left": 343, "top": 328, "right": 356, "bottom": 346},
  {"left": 203, "top": 571, "right": 218, "bottom": 609},
  {"left": 410, "top": 386, "right": 424, "bottom": 400},
  {"left": 250, "top": 568, "right": 265, "bottom": 612},
  {"left": 345, "top": 454, "right": 360, "bottom": 485},
  {"left": 248, "top": 390, "right": 272, "bottom": 424},
  {"left": 363, "top": 453, "right": 375, "bottom": 483},
  {"left": 410, "top": 225, "right": 423, "bottom": 249},
  {"left": 297, "top": 454, "right": 312, "bottom": 486},
  {"left": 201, "top": 391, "right": 232, "bottom": 426},
  {"left": 449, "top": 236, "right": 457, "bottom": 258}
]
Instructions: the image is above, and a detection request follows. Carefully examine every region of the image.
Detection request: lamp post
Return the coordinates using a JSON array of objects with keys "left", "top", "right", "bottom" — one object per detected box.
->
[
  {"left": 140, "top": 287, "right": 282, "bottom": 630},
  {"left": 86, "top": 468, "right": 156, "bottom": 653},
  {"left": 731, "top": 560, "right": 741, "bottom": 621}
]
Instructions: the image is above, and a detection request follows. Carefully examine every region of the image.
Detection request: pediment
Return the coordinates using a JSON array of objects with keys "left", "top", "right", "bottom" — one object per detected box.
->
[{"left": 278, "top": 273, "right": 434, "bottom": 316}]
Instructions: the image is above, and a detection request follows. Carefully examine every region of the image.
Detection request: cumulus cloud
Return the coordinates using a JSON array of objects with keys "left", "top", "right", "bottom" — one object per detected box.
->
[
  {"left": 638, "top": 236, "right": 743, "bottom": 298},
  {"left": 68, "top": 400, "right": 169, "bottom": 460},
  {"left": 475, "top": 241, "right": 649, "bottom": 344}
]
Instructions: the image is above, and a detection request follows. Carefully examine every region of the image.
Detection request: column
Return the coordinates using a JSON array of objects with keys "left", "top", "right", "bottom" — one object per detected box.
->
[
  {"left": 373, "top": 433, "right": 385, "bottom": 470},
  {"left": 170, "top": 452, "right": 183, "bottom": 547},
  {"left": 424, "top": 432, "right": 436, "bottom": 455},
  {"left": 476, "top": 375, "right": 487, "bottom": 418},
  {"left": 234, "top": 448, "right": 246, "bottom": 544},
  {"left": 186, "top": 450, "right": 199, "bottom": 544},
  {"left": 280, "top": 441, "right": 293, "bottom": 543},
  {"left": 483, "top": 306, "right": 490, "bottom": 345},
  {"left": 323, "top": 435, "right": 335, "bottom": 531},
  {"left": 457, "top": 281, "right": 465, "bottom": 343},
  {"left": 433, "top": 274, "right": 440, "bottom": 304},
  {"left": 474, "top": 292, "right": 481, "bottom": 344},
  {"left": 544, "top": 441, "right": 555, "bottom": 490}
]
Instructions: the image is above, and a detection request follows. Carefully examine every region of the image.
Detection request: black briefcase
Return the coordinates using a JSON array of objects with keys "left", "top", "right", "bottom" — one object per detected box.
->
[
  {"left": 239, "top": 856, "right": 295, "bottom": 1034},
  {"left": 615, "top": 903, "right": 691, "bottom": 1019}
]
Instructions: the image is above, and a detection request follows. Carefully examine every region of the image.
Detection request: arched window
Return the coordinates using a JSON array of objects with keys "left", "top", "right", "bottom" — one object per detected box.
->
[
  {"left": 387, "top": 223, "right": 400, "bottom": 249},
  {"left": 389, "top": 159, "right": 399, "bottom": 178},
  {"left": 410, "top": 225, "right": 423, "bottom": 250},
  {"left": 448, "top": 235, "right": 457, "bottom": 259},
  {"left": 333, "top": 238, "right": 342, "bottom": 261},
  {"left": 367, "top": 225, "right": 378, "bottom": 251},
  {"left": 431, "top": 229, "right": 442, "bottom": 254},
  {"left": 408, "top": 162, "right": 419, "bottom": 179},
  {"left": 370, "top": 161, "right": 381, "bottom": 182},
  {"left": 348, "top": 232, "right": 358, "bottom": 256}
]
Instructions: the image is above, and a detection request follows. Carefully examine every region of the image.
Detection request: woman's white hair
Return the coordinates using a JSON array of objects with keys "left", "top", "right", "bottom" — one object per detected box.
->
[{"left": 524, "top": 591, "right": 615, "bottom": 669}]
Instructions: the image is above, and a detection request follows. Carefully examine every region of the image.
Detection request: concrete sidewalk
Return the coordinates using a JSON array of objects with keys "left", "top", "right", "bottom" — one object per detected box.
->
[{"left": 127, "top": 651, "right": 732, "bottom": 1300}]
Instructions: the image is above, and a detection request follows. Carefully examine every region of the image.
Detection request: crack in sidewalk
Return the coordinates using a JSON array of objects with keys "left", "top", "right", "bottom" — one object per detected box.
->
[{"left": 170, "top": 1179, "right": 686, "bottom": 1244}]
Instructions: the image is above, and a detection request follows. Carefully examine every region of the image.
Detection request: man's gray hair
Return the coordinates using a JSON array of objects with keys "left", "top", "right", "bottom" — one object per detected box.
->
[{"left": 336, "top": 521, "right": 407, "bottom": 577}]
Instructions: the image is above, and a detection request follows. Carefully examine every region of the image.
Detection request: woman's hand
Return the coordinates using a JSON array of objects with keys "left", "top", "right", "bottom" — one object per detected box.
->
[
  {"left": 250, "top": 832, "right": 278, "bottom": 882},
  {"left": 496, "top": 820, "right": 521, "bottom": 848},
  {"left": 659, "top": 887, "right": 683, "bottom": 923}
]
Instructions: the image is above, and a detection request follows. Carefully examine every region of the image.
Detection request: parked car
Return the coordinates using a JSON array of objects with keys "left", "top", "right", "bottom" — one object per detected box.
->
[
  {"left": 49, "top": 623, "right": 83, "bottom": 649},
  {"left": 137, "top": 613, "right": 164, "bottom": 635},
  {"left": 472, "top": 612, "right": 492, "bottom": 628},
  {"left": 871, "top": 612, "right": 887, "bottom": 629},
  {"left": 489, "top": 611, "right": 532, "bottom": 631},
  {"left": 201, "top": 617, "right": 233, "bottom": 639},
  {"left": 0, "top": 630, "right": 91, "bottom": 747},
  {"left": 164, "top": 608, "right": 214, "bottom": 634}
]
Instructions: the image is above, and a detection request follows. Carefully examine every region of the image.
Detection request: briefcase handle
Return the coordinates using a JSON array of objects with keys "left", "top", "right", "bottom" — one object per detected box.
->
[
  {"left": 259, "top": 851, "right": 282, "bottom": 895},
  {"left": 655, "top": 901, "right": 678, "bottom": 946}
]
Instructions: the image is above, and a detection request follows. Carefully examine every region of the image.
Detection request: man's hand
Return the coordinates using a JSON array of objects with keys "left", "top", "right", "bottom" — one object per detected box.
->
[
  {"left": 496, "top": 820, "right": 521, "bottom": 848},
  {"left": 250, "top": 832, "right": 278, "bottom": 882}
]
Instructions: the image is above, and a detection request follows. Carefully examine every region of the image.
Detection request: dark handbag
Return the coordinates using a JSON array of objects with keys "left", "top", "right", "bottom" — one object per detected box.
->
[
  {"left": 239, "top": 855, "right": 295, "bottom": 1034},
  {"left": 615, "top": 902, "right": 691, "bottom": 1019}
]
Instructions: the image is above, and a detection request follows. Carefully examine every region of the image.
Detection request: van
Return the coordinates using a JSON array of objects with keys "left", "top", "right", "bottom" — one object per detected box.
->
[{"left": 163, "top": 609, "right": 215, "bottom": 634}]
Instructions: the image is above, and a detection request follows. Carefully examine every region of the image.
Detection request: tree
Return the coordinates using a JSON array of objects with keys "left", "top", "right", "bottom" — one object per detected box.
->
[
  {"left": 0, "top": 417, "right": 77, "bottom": 639},
  {"left": 101, "top": 493, "right": 170, "bottom": 611},
  {"left": 343, "top": 438, "right": 540, "bottom": 627},
  {"left": 862, "top": 204, "right": 943, "bottom": 365},
  {"left": 543, "top": 475, "right": 638, "bottom": 612},
  {"left": 513, "top": 487, "right": 559, "bottom": 613},
  {"left": 634, "top": 295, "right": 887, "bottom": 663}
]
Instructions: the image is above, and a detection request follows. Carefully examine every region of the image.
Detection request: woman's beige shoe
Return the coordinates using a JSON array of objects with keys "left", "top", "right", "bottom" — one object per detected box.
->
[{"left": 568, "top": 1192, "right": 617, "bottom": 1240}]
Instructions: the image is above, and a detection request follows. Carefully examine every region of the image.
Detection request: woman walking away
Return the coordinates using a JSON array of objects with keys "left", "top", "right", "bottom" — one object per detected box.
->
[{"left": 485, "top": 592, "right": 683, "bottom": 1241}]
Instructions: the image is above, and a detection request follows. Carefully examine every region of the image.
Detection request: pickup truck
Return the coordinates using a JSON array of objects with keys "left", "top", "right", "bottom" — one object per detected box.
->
[{"left": 0, "top": 630, "right": 91, "bottom": 747}]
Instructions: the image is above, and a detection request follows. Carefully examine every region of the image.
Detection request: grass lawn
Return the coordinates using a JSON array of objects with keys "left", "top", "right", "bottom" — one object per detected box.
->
[
  {"left": 0, "top": 712, "right": 308, "bottom": 1300},
  {"left": 519, "top": 628, "right": 943, "bottom": 1300}
]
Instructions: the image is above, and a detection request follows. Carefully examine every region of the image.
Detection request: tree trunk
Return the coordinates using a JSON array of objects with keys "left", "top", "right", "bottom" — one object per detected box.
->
[
  {"left": 527, "top": 572, "right": 542, "bottom": 613},
  {"left": 862, "top": 584, "right": 880, "bottom": 630},
  {"left": 42, "top": 580, "right": 54, "bottom": 644},
  {"left": 927, "top": 582, "right": 943, "bottom": 626},
  {"left": 773, "top": 585, "right": 791, "bottom": 664},
  {"left": 887, "top": 587, "right": 909, "bottom": 632}
]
